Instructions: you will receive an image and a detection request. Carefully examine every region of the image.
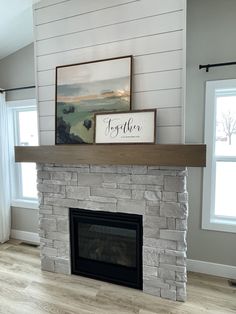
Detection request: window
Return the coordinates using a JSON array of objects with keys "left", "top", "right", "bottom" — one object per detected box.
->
[
  {"left": 203, "top": 80, "right": 236, "bottom": 233},
  {"left": 8, "top": 99, "right": 38, "bottom": 209}
]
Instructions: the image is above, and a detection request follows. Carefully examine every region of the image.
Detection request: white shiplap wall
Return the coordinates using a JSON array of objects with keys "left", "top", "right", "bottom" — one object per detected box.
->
[{"left": 33, "top": 0, "right": 186, "bottom": 145}]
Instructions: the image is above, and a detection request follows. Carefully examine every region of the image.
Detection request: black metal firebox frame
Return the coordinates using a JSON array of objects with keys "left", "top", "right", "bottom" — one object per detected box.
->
[{"left": 69, "top": 208, "right": 143, "bottom": 290}]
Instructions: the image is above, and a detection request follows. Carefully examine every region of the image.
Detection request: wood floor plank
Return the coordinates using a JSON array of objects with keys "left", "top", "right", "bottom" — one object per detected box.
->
[{"left": 0, "top": 241, "right": 235, "bottom": 314}]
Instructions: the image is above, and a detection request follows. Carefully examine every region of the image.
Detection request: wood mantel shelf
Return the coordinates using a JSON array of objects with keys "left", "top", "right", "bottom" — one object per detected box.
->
[{"left": 15, "top": 144, "right": 206, "bottom": 167}]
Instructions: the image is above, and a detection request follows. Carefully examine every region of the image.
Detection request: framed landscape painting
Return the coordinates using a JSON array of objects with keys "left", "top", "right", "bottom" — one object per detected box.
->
[{"left": 55, "top": 56, "right": 132, "bottom": 144}]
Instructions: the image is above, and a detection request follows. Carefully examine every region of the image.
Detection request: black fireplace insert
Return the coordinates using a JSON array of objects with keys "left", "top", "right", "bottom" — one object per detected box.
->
[{"left": 69, "top": 208, "right": 143, "bottom": 289}]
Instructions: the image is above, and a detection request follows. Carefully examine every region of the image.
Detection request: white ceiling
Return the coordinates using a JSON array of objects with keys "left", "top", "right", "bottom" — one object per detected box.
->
[{"left": 0, "top": 0, "right": 39, "bottom": 60}]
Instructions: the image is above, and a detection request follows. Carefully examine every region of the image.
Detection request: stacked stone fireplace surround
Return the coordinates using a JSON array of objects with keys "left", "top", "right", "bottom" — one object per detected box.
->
[{"left": 38, "top": 163, "right": 188, "bottom": 302}]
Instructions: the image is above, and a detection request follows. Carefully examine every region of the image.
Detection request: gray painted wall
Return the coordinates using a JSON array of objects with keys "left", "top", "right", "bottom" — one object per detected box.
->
[
  {"left": 186, "top": 0, "right": 236, "bottom": 266},
  {"left": 0, "top": 43, "right": 38, "bottom": 233},
  {"left": 0, "top": 43, "right": 35, "bottom": 101}
]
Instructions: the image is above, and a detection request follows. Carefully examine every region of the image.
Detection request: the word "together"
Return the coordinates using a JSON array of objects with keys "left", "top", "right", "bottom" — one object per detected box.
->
[{"left": 104, "top": 117, "right": 142, "bottom": 138}]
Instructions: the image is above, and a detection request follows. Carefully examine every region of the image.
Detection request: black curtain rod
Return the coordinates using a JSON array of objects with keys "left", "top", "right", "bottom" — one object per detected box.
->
[
  {"left": 0, "top": 85, "right": 35, "bottom": 93},
  {"left": 199, "top": 61, "right": 236, "bottom": 72}
]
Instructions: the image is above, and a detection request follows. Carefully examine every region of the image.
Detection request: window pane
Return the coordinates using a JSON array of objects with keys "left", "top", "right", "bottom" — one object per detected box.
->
[
  {"left": 215, "top": 95, "right": 236, "bottom": 156},
  {"left": 18, "top": 109, "right": 38, "bottom": 199},
  {"left": 21, "top": 163, "right": 38, "bottom": 199},
  {"left": 215, "top": 162, "right": 236, "bottom": 218},
  {"left": 18, "top": 110, "right": 38, "bottom": 146}
]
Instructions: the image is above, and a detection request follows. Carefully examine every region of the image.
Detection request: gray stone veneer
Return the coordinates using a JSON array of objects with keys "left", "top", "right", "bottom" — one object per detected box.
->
[{"left": 37, "top": 164, "right": 188, "bottom": 302}]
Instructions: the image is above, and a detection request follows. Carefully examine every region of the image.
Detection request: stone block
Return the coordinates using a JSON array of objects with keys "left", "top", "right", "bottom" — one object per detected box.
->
[
  {"left": 161, "top": 288, "right": 176, "bottom": 301},
  {"left": 132, "top": 190, "right": 145, "bottom": 200},
  {"left": 39, "top": 205, "right": 53, "bottom": 215},
  {"left": 144, "top": 190, "right": 162, "bottom": 201},
  {"left": 102, "top": 182, "right": 117, "bottom": 188},
  {"left": 117, "top": 199, "right": 145, "bottom": 214},
  {"left": 47, "top": 232, "right": 69, "bottom": 242},
  {"left": 40, "top": 218, "right": 57, "bottom": 232},
  {"left": 167, "top": 218, "right": 176, "bottom": 229},
  {"left": 178, "top": 192, "right": 188, "bottom": 203},
  {"left": 176, "top": 219, "right": 188, "bottom": 230},
  {"left": 89, "top": 196, "right": 117, "bottom": 203},
  {"left": 37, "top": 183, "right": 61, "bottom": 194},
  {"left": 132, "top": 175, "right": 163, "bottom": 185},
  {"left": 51, "top": 172, "right": 73, "bottom": 181},
  {"left": 90, "top": 165, "right": 117, "bottom": 173},
  {"left": 44, "top": 197, "right": 79, "bottom": 208},
  {"left": 54, "top": 258, "right": 70, "bottom": 275},
  {"left": 53, "top": 206, "right": 68, "bottom": 216},
  {"left": 177, "top": 241, "right": 187, "bottom": 251},
  {"left": 132, "top": 166, "right": 147, "bottom": 174},
  {"left": 37, "top": 171, "right": 50, "bottom": 180},
  {"left": 144, "top": 216, "right": 167, "bottom": 229},
  {"left": 144, "top": 277, "right": 169, "bottom": 289},
  {"left": 54, "top": 241, "right": 70, "bottom": 258},
  {"left": 160, "top": 166, "right": 185, "bottom": 171},
  {"left": 78, "top": 200, "right": 116, "bottom": 212},
  {"left": 117, "top": 166, "right": 132, "bottom": 174},
  {"left": 77, "top": 173, "right": 103, "bottom": 186},
  {"left": 163, "top": 192, "right": 177, "bottom": 202},
  {"left": 143, "top": 286, "right": 161, "bottom": 297},
  {"left": 159, "top": 268, "right": 176, "bottom": 280},
  {"left": 118, "top": 184, "right": 146, "bottom": 190},
  {"left": 41, "top": 256, "right": 55, "bottom": 272},
  {"left": 143, "top": 227, "right": 160, "bottom": 239},
  {"left": 143, "top": 238, "right": 164, "bottom": 253},
  {"left": 176, "top": 256, "right": 187, "bottom": 266},
  {"left": 143, "top": 265, "right": 158, "bottom": 277},
  {"left": 103, "top": 173, "right": 131, "bottom": 184},
  {"left": 57, "top": 217, "right": 69, "bottom": 233},
  {"left": 143, "top": 247, "right": 159, "bottom": 266},
  {"left": 160, "top": 230, "right": 186, "bottom": 242},
  {"left": 40, "top": 238, "right": 53, "bottom": 247},
  {"left": 145, "top": 204, "right": 160, "bottom": 216},
  {"left": 160, "top": 254, "right": 176, "bottom": 265},
  {"left": 42, "top": 246, "right": 57, "bottom": 257},
  {"left": 165, "top": 250, "right": 186, "bottom": 258},
  {"left": 176, "top": 286, "right": 187, "bottom": 302},
  {"left": 160, "top": 202, "right": 188, "bottom": 219},
  {"left": 66, "top": 186, "right": 90, "bottom": 200},
  {"left": 91, "top": 187, "right": 131, "bottom": 199},
  {"left": 176, "top": 272, "right": 187, "bottom": 282},
  {"left": 161, "top": 264, "right": 186, "bottom": 273},
  {"left": 145, "top": 185, "right": 162, "bottom": 191},
  {"left": 164, "top": 176, "right": 186, "bottom": 192},
  {"left": 156, "top": 239, "right": 177, "bottom": 250}
]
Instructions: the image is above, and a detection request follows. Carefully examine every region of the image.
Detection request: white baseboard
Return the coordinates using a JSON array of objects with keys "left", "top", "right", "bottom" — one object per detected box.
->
[
  {"left": 11, "top": 229, "right": 40, "bottom": 245},
  {"left": 187, "top": 259, "right": 236, "bottom": 280}
]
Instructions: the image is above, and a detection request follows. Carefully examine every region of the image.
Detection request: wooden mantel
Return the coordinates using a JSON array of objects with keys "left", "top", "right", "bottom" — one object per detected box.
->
[{"left": 15, "top": 144, "right": 206, "bottom": 167}]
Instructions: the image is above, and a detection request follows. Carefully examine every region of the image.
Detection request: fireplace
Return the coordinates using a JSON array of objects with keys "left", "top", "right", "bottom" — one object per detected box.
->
[
  {"left": 38, "top": 163, "right": 188, "bottom": 302},
  {"left": 69, "top": 208, "right": 143, "bottom": 289}
]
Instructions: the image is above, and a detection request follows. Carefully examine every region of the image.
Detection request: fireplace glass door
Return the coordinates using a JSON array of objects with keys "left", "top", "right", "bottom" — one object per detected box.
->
[{"left": 70, "top": 208, "right": 143, "bottom": 289}]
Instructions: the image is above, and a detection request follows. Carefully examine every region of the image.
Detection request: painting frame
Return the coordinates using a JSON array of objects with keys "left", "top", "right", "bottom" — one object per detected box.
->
[
  {"left": 55, "top": 55, "right": 133, "bottom": 145},
  {"left": 94, "top": 109, "right": 156, "bottom": 144}
]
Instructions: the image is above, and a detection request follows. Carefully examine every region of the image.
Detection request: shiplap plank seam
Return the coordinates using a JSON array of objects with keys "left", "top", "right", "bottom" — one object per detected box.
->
[
  {"left": 36, "top": 9, "right": 183, "bottom": 41},
  {"left": 37, "top": 48, "right": 183, "bottom": 73},
  {"left": 35, "top": 0, "right": 138, "bottom": 25},
  {"left": 36, "top": 11, "right": 183, "bottom": 56},
  {"left": 34, "top": 0, "right": 70, "bottom": 11}
]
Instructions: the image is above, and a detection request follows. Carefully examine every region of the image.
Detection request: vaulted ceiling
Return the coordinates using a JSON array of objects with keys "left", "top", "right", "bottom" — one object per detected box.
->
[{"left": 0, "top": 0, "right": 39, "bottom": 60}]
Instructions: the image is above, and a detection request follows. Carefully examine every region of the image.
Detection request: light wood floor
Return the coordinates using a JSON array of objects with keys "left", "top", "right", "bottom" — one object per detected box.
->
[{"left": 0, "top": 240, "right": 235, "bottom": 314}]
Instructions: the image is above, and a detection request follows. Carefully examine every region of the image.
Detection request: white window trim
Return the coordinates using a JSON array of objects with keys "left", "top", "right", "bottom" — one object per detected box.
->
[
  {"left": 202, "top": 79, "right": 236, "bottom": 233},
  {"left": 7, "top": 99, "right": 38, "bottom": 209}
]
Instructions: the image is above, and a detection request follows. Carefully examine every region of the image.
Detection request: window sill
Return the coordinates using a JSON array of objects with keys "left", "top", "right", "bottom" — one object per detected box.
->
[
  {"left": 11, "top": 199, "right": 39, "bottom": 210},
  {"left": 202, "top": 218, "right": 236, "bottom": 233}
]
